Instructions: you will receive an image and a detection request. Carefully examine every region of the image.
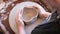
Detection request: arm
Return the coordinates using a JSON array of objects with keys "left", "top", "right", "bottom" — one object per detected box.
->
[
  {"left": 15, "top": 12, "right": 26, "bottom": 34},
  {"left": 18, "top": 26, "right": 26, "bottom": 34}
]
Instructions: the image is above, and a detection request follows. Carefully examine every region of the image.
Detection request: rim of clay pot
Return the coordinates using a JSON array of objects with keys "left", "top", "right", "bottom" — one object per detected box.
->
[{"left": 21, "top": 6, "right": 39, "bottom": 23}]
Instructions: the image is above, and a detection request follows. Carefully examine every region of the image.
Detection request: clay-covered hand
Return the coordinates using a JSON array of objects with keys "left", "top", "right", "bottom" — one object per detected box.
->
[{"left": 15, "top": 10, "right": 24, "bottom": 27}]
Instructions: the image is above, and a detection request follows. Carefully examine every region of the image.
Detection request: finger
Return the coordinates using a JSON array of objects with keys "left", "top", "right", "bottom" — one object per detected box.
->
[
  {"left": 19, "top": 9, "right": 23, "bottom": 15},
  {"left": 15, "top": 13, "right": 22, "bottom": 26},
  {"left": 15, "top": 12, "right": 20, "bottom": 23}
]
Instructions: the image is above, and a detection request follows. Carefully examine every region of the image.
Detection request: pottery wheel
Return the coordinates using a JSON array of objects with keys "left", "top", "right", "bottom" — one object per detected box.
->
[{"left": 9, "top": 1, "right": 46, "bottom": 34}]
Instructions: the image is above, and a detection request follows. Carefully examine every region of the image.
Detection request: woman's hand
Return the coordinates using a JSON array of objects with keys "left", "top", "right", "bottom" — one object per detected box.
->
[
  {"left": 39, "top": 12, "right": 51, "bottom": 18},
  {"left": 15, "top": 10, "right": 26, "bottom": 34},
  {"left": 15, "top": 10, "right": 24, "bottom": 28}
]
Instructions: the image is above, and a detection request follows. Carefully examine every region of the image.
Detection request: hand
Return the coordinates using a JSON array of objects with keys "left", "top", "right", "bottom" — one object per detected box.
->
[
  {"left": 39, "top": 11, "right": 51, "bottom": 18},
  {"left": 15, "top": 10, "right": 26, "bottom": 34},
  {"left": 15, "top": 10, "right": 24, "bottom": 28}
]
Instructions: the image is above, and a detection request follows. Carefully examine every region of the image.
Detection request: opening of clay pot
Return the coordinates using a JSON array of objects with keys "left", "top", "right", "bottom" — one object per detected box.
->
[{"left": 22, "top": 6, "right": 38, "bottom": 25}]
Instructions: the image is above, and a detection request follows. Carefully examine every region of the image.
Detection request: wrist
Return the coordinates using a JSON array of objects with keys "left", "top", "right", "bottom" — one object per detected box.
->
[
  {"left": 18, "top": 25, "right": 24, "bottom": 29},
  {"left": 18, "top": 26, "right": 26, "bottom": 34}
]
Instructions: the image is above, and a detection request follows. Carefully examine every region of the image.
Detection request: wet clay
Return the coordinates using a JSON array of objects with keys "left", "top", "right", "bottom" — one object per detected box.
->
[{"left": 22, "top": 7, "right": 38, "bottom": 22}]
